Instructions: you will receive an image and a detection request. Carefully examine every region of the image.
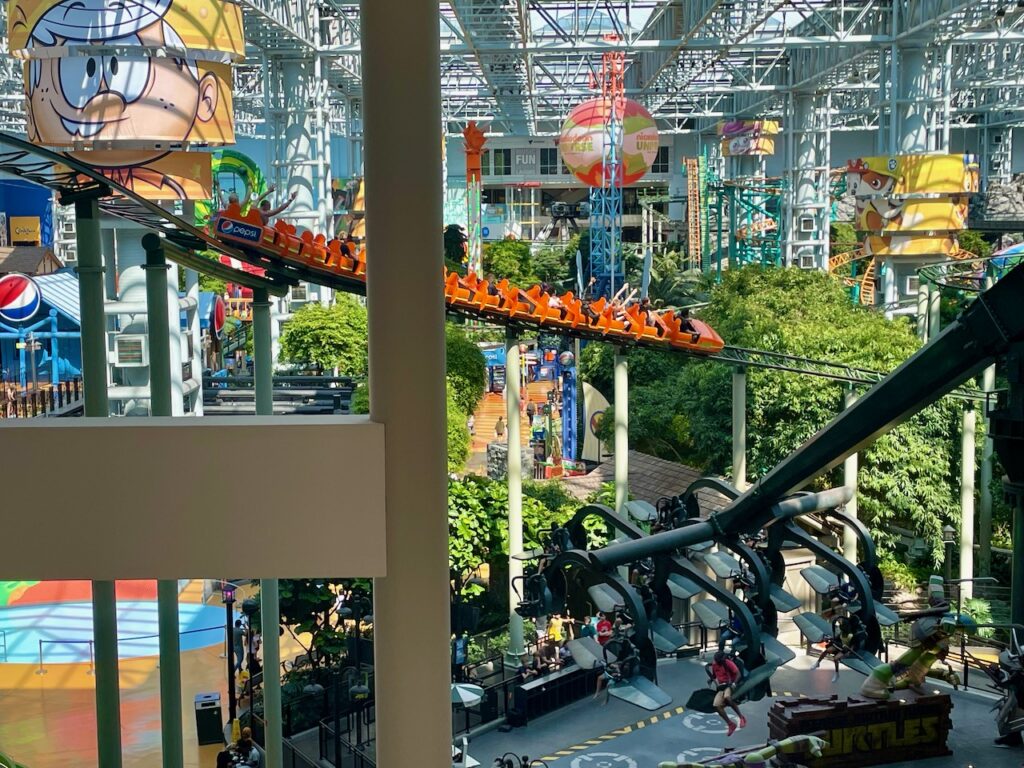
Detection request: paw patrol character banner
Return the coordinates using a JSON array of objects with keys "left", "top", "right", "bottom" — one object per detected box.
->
[
  {"left": 718, "top": 120, "right": 780, "bottom": 157},
  {"left": 12, "top": 0, "right": 238, "bottom": 199},
  {"left": 845, "top": 155, "right": 979, "bottom": 197},
  {"left": 853, "top": 196, "right": 970, "bottom": 234},
  {"left": 862, "top": 234, "right": 960, "bottom": 258}
]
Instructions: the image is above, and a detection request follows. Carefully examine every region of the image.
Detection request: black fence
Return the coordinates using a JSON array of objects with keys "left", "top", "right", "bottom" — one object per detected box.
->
[
  {"left": 320, "top": 714, "right": 376, "bottom": 768},
  {"left": 0, "top": 378, "right": 83, "bottom": 418}
]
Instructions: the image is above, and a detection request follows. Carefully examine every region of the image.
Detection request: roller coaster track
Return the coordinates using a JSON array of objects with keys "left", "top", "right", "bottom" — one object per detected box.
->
[
  {"left": 0, "top": 132, "right": 987, "bottom": 402},
  {"left": 918, "top": 252, "right": 1024, "bottom": 292}
]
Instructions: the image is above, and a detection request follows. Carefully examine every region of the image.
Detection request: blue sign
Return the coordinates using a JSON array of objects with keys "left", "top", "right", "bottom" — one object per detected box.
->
[
  {"left": 0, "top": 273, "right": 42, "bottom": 324},
  {"left": 482, "top": 226, "right": 490, "bottom": 238},
  {"left": 217, "top": 217, "right": 262, "bottom": 243}
]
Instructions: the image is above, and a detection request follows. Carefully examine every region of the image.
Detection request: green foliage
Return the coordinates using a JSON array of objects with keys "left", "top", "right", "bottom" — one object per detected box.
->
[
  {"left": 962, "top": 597, "right": 995, "bottom": 639},
  {"left": 279, "top": 296, "right": 368, "bottom": 375},
  {"left": 446, "top": 323, "right": 487, "bottom": 415},
  {"left": 278, "top": 579, "right": 349, "bottom": 665},
  {"left": 644, "top": 254, "right": 709, "bottom": 308},
  {"left": 582, "top": 266, "right": 963, "bottom": 562},
  {"left": 531, "top": 246, "right": 571, "bottom": 287},
  {"left": 446, "top": 381, "right": 470, "bottom": 473},
  {"left": 830, "top": 222, "right": 859, "bottom": 255},
  {"left": 350, "top": 383, "right": 369, "bottom": 414},
  {"left": 483, "top": 238, "right": 534, "bottom": 284},
  {"left": 444, "top": 224, "right": 468, "bottom": 273},
  {"left": 199, "top": 274, "right": 227, "bottom": 296},
  {"left": 878, "top": 552, "right": 925, "bottom": 592},
  {"left": 957, "top": 229, "right": 993, "bottom": 259}
]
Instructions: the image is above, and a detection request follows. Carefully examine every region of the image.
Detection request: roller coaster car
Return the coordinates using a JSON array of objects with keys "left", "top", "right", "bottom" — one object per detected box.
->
[
  {"left": 602, "top": 635, "right": 641, "bottom": 682},
  {"left": 977, "top": 637, "right": 1024, "bottom": 744},
  {"left": 512, "top": 574, "right": 552, "bottom": 619}
]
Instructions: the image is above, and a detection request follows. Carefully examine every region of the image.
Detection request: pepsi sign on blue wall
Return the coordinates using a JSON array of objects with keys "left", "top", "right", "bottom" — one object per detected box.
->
[
  {"left": 0, "top": 273, "right": 42, "bottom": 324},
  {"left": 217, "top": 218, "right": 262, "bottom": 244}
]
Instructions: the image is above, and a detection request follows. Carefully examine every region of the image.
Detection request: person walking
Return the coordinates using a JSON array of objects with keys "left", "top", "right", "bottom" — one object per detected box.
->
[
  {"left": 467, "top": 413, "right": 475, "bottom": 436},
  {"left": 709, "top": 650, "right": 746, "bottom": 736},
  {"left": 494, "top": 415, "right": 506, "bottom": 441},
  {"left": 232, "top": 619, "right": 245, "bottom": 672}
]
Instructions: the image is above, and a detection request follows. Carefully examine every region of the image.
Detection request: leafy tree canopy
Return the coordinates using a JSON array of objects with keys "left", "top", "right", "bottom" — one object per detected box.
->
[
  {"left": 483, "top": 238, "right": 534, "bottom": 284},
  {"left": 446, "top": 323, "right": 487, "bottom": 415},
  {"left": 582, "top": 265, "right": 964, "bottom": 562},
  {"left": 279, "top": 295, "right": 368, "bottom": 375}
]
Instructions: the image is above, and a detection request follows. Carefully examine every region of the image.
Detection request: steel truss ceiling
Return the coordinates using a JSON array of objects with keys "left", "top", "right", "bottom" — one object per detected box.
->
[{"left": 0, "top": 1, "right": 1021, "bottom": 138}]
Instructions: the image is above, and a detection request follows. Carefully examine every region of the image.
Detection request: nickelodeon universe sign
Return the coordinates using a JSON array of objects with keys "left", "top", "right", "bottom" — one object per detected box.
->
[
  {"left": 819, "top": 714, "right": 943, "bottom": 757},
  {"left": 634, "top": 133, "right": 659, "bottom": 154},
  {"left": 217, "top": 218, "right": 262, "bottom": 243}
]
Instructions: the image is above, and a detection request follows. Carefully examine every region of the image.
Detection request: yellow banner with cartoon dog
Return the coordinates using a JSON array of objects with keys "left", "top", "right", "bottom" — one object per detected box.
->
[
  {"left": 846, "top": 155, "right": 979, "bottom": 197},
  {"left": 8, "top": 0, "right": 245, "bottom": 60},
  {"left": 854, "top": 196, "right": 970, "bottom": 233},
  {"left": 863, "top": 234, "right": 960, "bottom": 258}
]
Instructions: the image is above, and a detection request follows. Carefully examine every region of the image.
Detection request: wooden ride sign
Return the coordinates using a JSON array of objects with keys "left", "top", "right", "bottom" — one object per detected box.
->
[{"left": 768, "top": 691, "right": 953, "bottom": 768}]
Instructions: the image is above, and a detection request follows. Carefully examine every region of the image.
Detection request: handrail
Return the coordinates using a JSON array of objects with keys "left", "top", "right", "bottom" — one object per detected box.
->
[{"left": 33, "top": 623, "right": 224, "bottom": 674}]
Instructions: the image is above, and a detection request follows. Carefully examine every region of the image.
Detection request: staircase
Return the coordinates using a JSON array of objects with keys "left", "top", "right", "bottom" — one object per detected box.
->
[
  {"left": 470, "top": 381, "right": 557, "bottom": 454},
  {"left": 685, "top": 157, "right": 702, "bottom": 270}
]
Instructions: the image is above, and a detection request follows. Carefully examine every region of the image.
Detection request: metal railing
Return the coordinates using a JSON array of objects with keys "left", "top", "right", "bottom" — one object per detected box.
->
[
  {"left": 32, "top": 624, "right": 223, "bottom": 674},
  {"left": 0, "top": 378, "right": 83, "bottom": 419}
]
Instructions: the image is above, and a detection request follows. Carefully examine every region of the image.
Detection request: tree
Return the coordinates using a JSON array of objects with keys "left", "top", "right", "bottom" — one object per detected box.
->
[
  {"left": 531, "top": 246, "right": 570, "bottom": 287},
  {"left": 957, "top": 229, "right": 993, "bottom": 259},
  {"left": 483, "top": 238, "right": 534, "bottom": 284},
  {"left": 830, "top": 222, "right": 859, "bottom": 255},
  {"left": 444, "top": 224, "right": 468, "bottom": 273},
  {"left": 278, "top": 579, "right": 348, "bottom": 666},
  {"left": 582, "top": 265, "right": 963, "bottom": 562},
  {"left": 446, "top": 323, "right": 487, "bottom": 415},
  {"left": 199, "top": 274, "right": 227, "bottom": 296},
  {"left": 279, "top": 295, "right": 368, "bottom": 374}
]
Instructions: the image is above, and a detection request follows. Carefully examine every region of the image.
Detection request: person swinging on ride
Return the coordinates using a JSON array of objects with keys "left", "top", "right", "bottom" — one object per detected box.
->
[{"left": 709, "top": 650, "right": 746, "bottom": 736}]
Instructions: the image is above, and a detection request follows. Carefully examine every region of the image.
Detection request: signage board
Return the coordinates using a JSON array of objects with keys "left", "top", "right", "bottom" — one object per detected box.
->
[{"left": 9, "top": 215, "right": 41, "bottom": 244}]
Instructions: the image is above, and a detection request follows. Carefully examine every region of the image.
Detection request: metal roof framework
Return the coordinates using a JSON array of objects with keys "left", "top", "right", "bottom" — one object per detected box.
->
[{"left": 0, "top": 2, "right": 1022, "bottom": 138}]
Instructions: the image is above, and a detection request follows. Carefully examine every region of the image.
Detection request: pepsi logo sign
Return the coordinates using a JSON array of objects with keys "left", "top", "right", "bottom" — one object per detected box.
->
[
  {"left": 0, "top": 273, "right": 42, "bottom": 324},
  {"left": 217, "top": 217, "right": 262, "bottom": 243}
]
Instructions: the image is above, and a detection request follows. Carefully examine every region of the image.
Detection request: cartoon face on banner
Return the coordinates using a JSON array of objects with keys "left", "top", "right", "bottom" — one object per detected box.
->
[
  {"left": 717, "top": 120, "right": 780, "bottom": 157},
  {"left": 57, "top": 150, "right": 212, "bottom": 200},
  {"left": 854, "top": 197, "right": 970, "bottom": 233},
  {"left": 863, "top": 234, "right": 959, "bottom": 259},
  {"left": 559, "top": 98, "right": 659, "bottom": 187},
  {"left": 846, "top": 155, "right": 979, "bottom": 197},
  {"left": 8, "top": 0, "right": 245, "bottom": 59},
  {"left": 13, "top": 2, "right": 236, "bottom": 147}
]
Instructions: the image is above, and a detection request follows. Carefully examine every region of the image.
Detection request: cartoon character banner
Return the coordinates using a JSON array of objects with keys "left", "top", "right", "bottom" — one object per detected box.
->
[
  {"left": 58, "top": 150, "right": 212, "bottom": 200},
  {"left": 863, "top": 234, "right": 960, "bottom": 259},
  {"left": 854, "top": 196, "right": 970, "bottom": 233},
  {"left": 846, "top": 155, "right": 979, "bottom": 197},
  {"left": 23, "top": 58, "right": 234, "bottom": 148},
  {"left": 718, "top": 120, "right": 780, "bottom": 157},
  {"left": 8, "top": 0, "right": 245, "bottom": 60}
]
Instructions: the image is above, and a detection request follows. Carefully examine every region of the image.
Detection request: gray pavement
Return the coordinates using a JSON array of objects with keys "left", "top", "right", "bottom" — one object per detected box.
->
[{"left": 469, "top": 655, "right": 1024, "bottom": 768}]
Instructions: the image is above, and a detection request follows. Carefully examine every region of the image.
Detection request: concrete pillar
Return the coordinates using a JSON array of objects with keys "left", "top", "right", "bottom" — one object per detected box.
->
[
  {"left": 979, "top": 362, "right": 996, "bottom": 576},
  {"left": 75, "top": 197, "right": 122, "bottom": 768},
  {"left": 185, "top": 269, "right": 203, "bottom": 416},
  {"left": 916, "top": 280, "right": 929, "bottom": 340},
  {"left": 614, "top": 351, "right": 629, "bottom": 516},
  {"left": 928, "top": 282, "right": 942, "bottom": 340},
  {"left": 504, "top": 331, "right": 525, "bottom": 659},
  {"left": 732, "top": 367, "right": 747, "bottom": 490},
  {"left": 252, "top": 288, "right": 281, "bottom": 768},
  {"left": 363, "top": 0, "right": 452, "bottom": 761},
  {"left": 843, "top": 387, "right": 859, "bottom": 562},
  {"left": 898, "top": 47, "right": 932, "bottom": 154},
  {"left": 960, "top": 404, "right": 976, "bottom": 600}
]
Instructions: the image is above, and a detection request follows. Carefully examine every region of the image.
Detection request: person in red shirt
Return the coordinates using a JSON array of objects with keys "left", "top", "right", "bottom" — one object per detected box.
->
[
  {"left": 710, "top": 651, "right": 746, "bottom": 736},
  {"left": 595, "top": 613, "right": 613, "bottom": 645}
]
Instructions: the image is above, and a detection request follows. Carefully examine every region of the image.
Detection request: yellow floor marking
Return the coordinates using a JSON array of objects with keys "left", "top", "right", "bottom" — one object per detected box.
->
[
  {"left": 649, "top": 715, "right": 660, "bottom": 724},
  {"left": 675, "top": 706, "right": 685, "bottom": 714},
  {"left": 585, "top": 740, "right": 603, "bottom": 745},
  {"left": 636, "top": 720, "right": 646, "bottom": 728}
]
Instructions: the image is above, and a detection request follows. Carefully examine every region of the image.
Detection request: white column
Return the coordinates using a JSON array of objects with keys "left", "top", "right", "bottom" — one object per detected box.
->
[
  {"left": 790, "top": 92, "right": 828, "bottom": 271},
  {"left": 960, "top": 404, "right": 976, "bottom": 600},
  {"left": 260, "top": 580, "right": 282, "bottom": 768},
  {"left": 898, "top": 47, "right": 932, "bottom": 154},
  {"left": 979, "top": 353, "right": 996, "bottom": 576},
  {"left": 916, "top": 280, "right": 929, "bottom": 341},
  {"left": 362, "top": 1, "right": 451, "bottom": 765},
  {"left": 843, "top": 388, "right": 859, "bottom": 562},
  {"left": 928, "top": 282, "right": 942, "bottom": 340},
  {"left": 505, "top": 332, "right": 524, "bottom": 659},
  {"left": 732, "top": 367, "right": 747, "bottom": 490},
  {"left": 614, "top": 351, "right": 629, "bottom": 516},
  {"left": 185, "top": 272, "right": 202, "bottom": 417}
]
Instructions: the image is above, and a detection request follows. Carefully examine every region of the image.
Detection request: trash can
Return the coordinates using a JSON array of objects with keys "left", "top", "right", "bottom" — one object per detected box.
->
[{"left": 194, "top": 692, "right": 224, "bottom": 745}]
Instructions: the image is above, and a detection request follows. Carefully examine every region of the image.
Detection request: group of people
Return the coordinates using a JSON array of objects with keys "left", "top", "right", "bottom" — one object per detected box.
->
[
  {"left": 219, "top": 184, "right": 298, "bottom": 226},
  {"left": 215, "top": 726, "right": 260, "bottom": 768}
]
